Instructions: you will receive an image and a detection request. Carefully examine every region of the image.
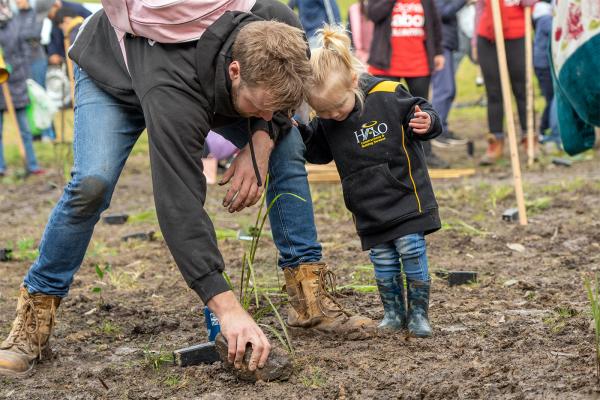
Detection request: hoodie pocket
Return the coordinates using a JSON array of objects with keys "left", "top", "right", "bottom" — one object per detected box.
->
[{"left": 341, "top": 163, "right": 420, "bottom": 234}]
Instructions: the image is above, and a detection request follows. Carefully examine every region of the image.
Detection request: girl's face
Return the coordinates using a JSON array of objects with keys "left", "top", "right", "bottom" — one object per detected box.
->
[{"left": 309, "top": 74, "right": 358, "bottom": 121}]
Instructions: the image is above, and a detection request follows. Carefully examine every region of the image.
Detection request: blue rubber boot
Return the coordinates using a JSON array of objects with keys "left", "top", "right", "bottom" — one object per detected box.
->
[
  {"left": 375, "top": 274, "right": 406, "bottom": 330},
  {"left": 406, "top": 279, "right": 432, "bottom": 338}
]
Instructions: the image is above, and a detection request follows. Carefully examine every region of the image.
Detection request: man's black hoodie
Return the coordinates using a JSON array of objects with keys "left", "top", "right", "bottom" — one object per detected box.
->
[
  {"left": 67, "top": 0, "right": 305, "bottom": 303},
  {"left": 301, "top": 75, "right": 442, "bottom": 250}
]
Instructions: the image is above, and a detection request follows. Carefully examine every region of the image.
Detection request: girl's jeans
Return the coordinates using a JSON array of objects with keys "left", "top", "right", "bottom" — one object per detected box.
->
[{"left": 369, "top": 233, "right": 429, "bottom": 281}]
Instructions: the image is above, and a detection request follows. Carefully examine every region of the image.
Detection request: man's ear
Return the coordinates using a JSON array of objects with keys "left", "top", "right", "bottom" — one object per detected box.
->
[{"left": 228, "top": 61, "right": 241, "bottom": 83}]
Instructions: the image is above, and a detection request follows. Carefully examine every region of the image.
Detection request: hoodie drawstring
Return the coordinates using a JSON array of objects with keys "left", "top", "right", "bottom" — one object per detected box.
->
[{"left": 246, "top": 120, "right": 273, "bottom": 187}]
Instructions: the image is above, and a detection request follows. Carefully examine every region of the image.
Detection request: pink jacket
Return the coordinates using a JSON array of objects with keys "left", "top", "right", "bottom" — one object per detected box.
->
[
  {"left": 101, "top": 0, "right": 256, "bottom": 66},
  {"left": 348, "top": 3, "right": 373, "bottom": 64}
]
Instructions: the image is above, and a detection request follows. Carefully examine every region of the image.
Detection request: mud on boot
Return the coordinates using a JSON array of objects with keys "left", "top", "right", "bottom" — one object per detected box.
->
[
  {"left": 375, "top": 274, "right": 406, "bottom": 331},
  {"left": 406, "top": 279, "right": 432, "bottom": 338},
  {"left": 0, "top": 287, "right": 61, "bottom": 377},
  {"left": 284, "top": 263, "right": 376, "bottom": 339}
]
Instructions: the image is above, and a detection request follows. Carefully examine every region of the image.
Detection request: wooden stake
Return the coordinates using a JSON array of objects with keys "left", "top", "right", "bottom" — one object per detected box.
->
[
  {"left": 525, "top": 6, "right": 535, "bottom": 167},
  {"left": 2, "top": 82, "right": 25, "bottom": 160},
  {"left": 490, "top": 0, "right": 528, "bottom": 225}
]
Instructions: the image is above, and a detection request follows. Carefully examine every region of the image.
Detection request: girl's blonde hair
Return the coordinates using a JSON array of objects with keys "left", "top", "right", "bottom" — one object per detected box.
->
[{"left": 310, "top": 24, "right": 366, "bottom": 109}]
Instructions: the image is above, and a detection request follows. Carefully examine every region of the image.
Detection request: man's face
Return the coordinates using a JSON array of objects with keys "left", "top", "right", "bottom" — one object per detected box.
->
[{"left": 229, "top": 61, "right": 275, "bottom": 121}]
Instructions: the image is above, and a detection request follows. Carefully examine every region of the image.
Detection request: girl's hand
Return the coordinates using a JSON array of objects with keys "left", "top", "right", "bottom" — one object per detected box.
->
[{"left": 409, "top": 105, "right": 431, "bottom": 135}]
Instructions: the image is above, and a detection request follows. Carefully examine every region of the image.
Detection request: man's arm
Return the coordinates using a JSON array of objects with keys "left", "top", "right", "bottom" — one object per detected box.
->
[{"left": 142, "top": 85, "right": 271, "bottom": 369}]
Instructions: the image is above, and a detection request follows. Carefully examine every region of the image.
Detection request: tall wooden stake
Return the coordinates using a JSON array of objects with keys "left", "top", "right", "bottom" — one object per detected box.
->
[
  {"left": 490, "top": 0, "right": 528, "bottom": 225},
  {"left": 525, "top": 6, "right": 535, "bottom": 167},
  {"left": 2, "top": 82, "right": 26, "bottom": 160}
]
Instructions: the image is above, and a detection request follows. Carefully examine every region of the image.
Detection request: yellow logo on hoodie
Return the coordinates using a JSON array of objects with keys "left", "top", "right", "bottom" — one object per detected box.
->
[{"left": 355, "top": 121, "right": 388, "bottom": 148}]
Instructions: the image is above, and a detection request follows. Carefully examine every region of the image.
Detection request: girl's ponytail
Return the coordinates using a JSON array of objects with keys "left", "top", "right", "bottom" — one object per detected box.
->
[{"left": 311, "top": 24, "right": 365, "bottom": 108}]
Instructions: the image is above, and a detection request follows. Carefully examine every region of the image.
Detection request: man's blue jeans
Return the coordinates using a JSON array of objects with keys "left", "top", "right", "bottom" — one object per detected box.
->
[
  {"left": 0, "top": 107, "right": 42, "bottom": 173},
  {"left": 369, "top": 233, "right": 429, "bottom": 282},
  {"left": 214, "top": 121, "right": 322, "bottom": 269},
  {"left": 24, "top": 66, "right": 321, "bottom": 296}
]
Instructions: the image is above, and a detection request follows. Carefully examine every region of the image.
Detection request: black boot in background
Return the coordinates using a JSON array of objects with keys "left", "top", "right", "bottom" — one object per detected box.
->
[{"left": 423, "top": 141, "right": 450, "bottom": 169}]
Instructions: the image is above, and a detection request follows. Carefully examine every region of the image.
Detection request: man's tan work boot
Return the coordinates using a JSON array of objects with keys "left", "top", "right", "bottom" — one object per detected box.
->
[
  {"left": 0, "top": 287, "right": 61, "bottom": 377},
  {"left": 284, "top": 263, "right": 375, "bottom": 339},
  {"left": 479, "top": 135, "right": 505, "bottom": 166}
]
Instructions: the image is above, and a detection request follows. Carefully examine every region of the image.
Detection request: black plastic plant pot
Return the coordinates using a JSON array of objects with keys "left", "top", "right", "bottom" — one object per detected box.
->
[
  {"left": 122, "top": 231, "right": 155, "bottom": 242},
  {"left": 0, "top": 248, "right": 12, "bottom": 262},
  {"left": 447, "top": 271, "right": 478, "bottom": 286},
  {"left": 502, "top": 208, "right": 519, "bottom": 222},
  {"left": 103, "top": 213, "right": 129, "bottom": 225}
]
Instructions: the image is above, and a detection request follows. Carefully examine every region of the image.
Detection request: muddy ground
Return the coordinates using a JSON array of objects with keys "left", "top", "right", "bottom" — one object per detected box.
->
[{"left": 1, "top": 118, "right": 600, "bottom": 399}]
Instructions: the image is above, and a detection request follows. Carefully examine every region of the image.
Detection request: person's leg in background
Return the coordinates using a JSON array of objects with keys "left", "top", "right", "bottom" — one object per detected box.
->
[
  {"left": 394, "top": 233, "right": 432, "bottom": 338},
  {"left": 369, "top": 242, "right": 406, "bottom": 330},
  {"left": 30, "top": 56, "right": 57, "bottom": 141},
  {"left": 505, "top": 38, "right": 527, "bottom": 138},
  {"left": 0, "top": 65, "right": 145, "bottom": 377},
  {"left": 15, "top": 108, "right": 43, "bottom": 174},
  {"left": 431, "top": 48, "right": 466, "bottom": 147},
  {"left": 477, "top": 35, "right": 505, "bottom": 165},
  {"left": 215, "top": 123, "right": 375, "bottom": 338},
  {"left": 405, "top": 76, "right": 450, "bottom": 169},
  {"left": 535, "top": 66, "right": 554, "bottom": 138}
]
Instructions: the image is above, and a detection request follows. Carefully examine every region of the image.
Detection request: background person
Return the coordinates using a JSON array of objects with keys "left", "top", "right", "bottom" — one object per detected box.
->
[
  {"left": 288, "top": 0, "right": 342, "bottom": 48},
  {"left": 0, "top": 0, "right": 45, "bottom": 177},
  {"left": 430, "top": 0, "right": 468, "bottom": 148},
  {"left": 473, "top": 0, "right": 537, "bottom": 165},
  {"left": 367, "top": 0, "right": 449, "bottom": 169}
]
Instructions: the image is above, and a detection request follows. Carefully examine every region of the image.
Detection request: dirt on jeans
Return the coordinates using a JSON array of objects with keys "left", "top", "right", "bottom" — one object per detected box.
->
[{"left": 1, "top": 119, "right": 600, "bottom": 399}]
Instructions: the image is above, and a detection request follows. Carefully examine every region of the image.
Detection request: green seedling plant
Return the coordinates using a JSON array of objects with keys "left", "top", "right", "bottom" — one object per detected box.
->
[
  {"left": 585, "top": 274, "right": 600, "bottom": 383},
  {"left": 91, "top": 263, "right": 111, "bottom": 304},
  {"left": 143, "top": 344, "right": 174, "bottom": 371},
  {"left": 236, "top": 174, "right": 304, "bottom": 356}
]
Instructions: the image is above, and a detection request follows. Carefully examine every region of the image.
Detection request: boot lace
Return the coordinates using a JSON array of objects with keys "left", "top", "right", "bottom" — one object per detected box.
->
[
  {"left": 315, "top": 269, "right": 352, "bottom": 318},
  {"left": 5, "top": 296, "right": 56, "bottom": 361}
]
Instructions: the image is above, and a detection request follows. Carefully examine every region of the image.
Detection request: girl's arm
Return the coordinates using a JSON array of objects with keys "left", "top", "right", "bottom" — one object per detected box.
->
[
  {"left": 395, "top": 86, "right": 443, "bottom": 141},
  {"left": 297, "top": 119, "right": 334, "bottom": 164}
]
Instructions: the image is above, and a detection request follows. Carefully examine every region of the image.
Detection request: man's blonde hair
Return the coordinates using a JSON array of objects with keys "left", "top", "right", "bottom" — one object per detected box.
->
[{"left": 232, "top": 21, "right": 312, "bottom": 113}]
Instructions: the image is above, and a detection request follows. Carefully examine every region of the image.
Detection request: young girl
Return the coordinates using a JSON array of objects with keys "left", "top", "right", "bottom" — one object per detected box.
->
[{"left": 299, "top": 25, "right": 442, "bottom": 337}]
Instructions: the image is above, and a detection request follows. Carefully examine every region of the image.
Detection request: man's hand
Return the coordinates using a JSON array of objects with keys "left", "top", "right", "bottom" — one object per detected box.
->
[
  {"left": 220, "top": 130, "right": 273, "bottom": 213},
  {"left": 409, "top": 105, "right": 432, "bottom": 135},
  {"left": 207, "top": 291, "right": 271, "bottom": 371},
  {"left": 434, "top": 54, "right": 445, "bottom": 72}
]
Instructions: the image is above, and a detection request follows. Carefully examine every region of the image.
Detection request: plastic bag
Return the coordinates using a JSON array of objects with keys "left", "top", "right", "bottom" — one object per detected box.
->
[{"left": 25, "top": 79, "right": 58, "bottom": 135}]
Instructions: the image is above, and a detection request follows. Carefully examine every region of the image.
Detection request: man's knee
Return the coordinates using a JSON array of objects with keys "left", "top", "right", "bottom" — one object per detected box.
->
[{"left": 68, "top": 176, "right": 110, "bottom": 217}]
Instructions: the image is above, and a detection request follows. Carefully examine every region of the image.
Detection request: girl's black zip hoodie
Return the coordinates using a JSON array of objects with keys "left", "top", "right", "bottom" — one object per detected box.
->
[{"left": 300, "top": 75, "right": 442, "bottom": 250}]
